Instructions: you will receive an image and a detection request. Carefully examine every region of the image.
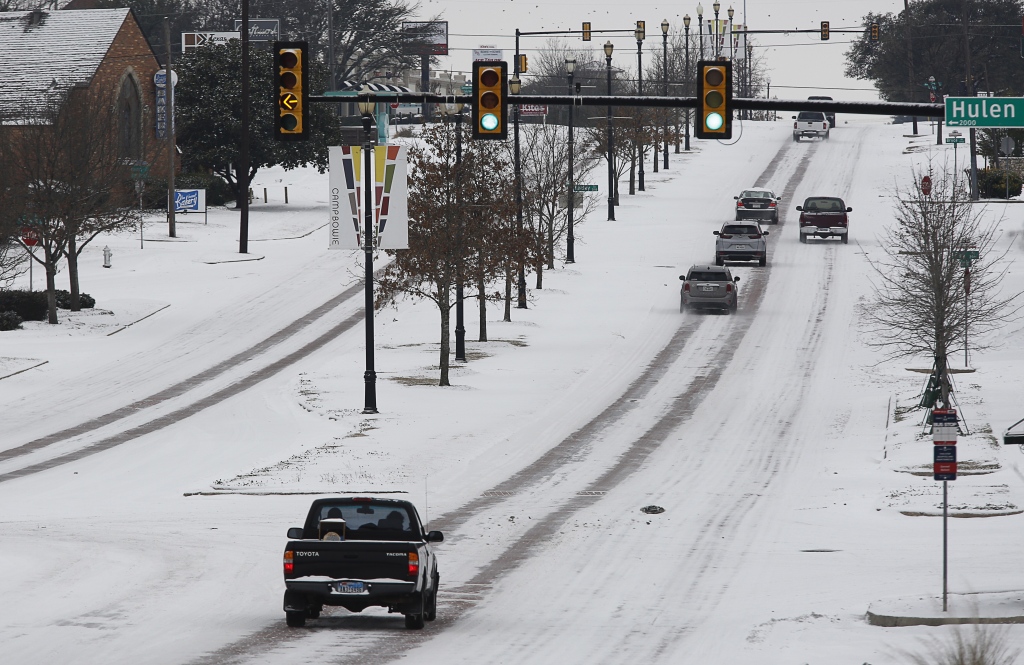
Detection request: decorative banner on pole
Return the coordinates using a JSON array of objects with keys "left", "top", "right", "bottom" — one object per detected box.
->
[
  {"left": 374, "top": 145, "right": 409, "bottom": 249},
  {"left": 329, "top": 146, "right": 408, "bottom": 250},
  {"left": 329, "top": 146, "right": 362, "bottom": 249}
]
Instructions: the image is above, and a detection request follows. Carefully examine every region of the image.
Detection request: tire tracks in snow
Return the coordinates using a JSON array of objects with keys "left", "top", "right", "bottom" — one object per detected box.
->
[
  {"left": 182, "top": 138, "right": 821, "bottom": 665},
  {"left": 0, "top": 281, "right": 366, "bottom": 483}
]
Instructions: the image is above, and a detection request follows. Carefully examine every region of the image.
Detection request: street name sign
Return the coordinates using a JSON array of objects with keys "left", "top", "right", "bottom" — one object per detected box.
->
[
  {"left": 574, "top": 184, "right": 599, "bottom": 192},
  {"left": 945, "top": 137, "right": 966, "bottom": 144},
  {"left": 945, "top": 96, "right": 1024, "bottom": 128}
]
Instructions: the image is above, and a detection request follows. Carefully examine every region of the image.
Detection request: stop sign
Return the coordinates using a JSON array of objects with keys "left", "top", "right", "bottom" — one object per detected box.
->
[
  {"left": 390, "top": 102, "right": 399, "bottom": 109},
  {"left": 921, "top": 175, "right": 932, "bottom": 196},
  {"left": 21, "top": 228, "right": 38, "bottom": 246}
]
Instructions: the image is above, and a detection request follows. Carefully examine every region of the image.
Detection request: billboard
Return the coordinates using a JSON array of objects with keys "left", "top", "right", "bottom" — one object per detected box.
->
[
  {"left": 403, "top": 21, "right": 448, "bottom": 55},
  {"left": 233, "top": 19, "right": 281, "bottom": 42},
  {"left": 182, "top": 32, "right": 239, "bottom": 51}
]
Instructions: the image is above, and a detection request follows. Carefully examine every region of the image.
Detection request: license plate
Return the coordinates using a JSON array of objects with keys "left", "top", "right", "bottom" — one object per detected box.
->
[
  {"left": 750, "top": 203, "right": 763, "bottom": 208},
  {"left": 701, "top": 285, "right": 715, "bottom": 292},
  {"left": 818, "top": 228, "right": 829, "bottom": 232},
  {"left": 335, "top": 581, "right": 364, "bottom": 594}
]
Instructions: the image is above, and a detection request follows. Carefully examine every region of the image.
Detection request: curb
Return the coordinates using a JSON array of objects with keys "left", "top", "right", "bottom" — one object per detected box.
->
[{"left": 867, "top": 611, "right": 1024, "bottom": 627}]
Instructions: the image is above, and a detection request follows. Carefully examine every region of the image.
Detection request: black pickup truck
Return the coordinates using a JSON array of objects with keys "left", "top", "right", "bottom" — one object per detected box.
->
[{"left": 282, "top": 496, "right": 443, "bottom": 629}]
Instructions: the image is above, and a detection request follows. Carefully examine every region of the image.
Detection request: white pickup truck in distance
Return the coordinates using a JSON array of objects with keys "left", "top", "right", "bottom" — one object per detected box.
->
[{"left": 793, "top": 111, "right": 830, "bottom": 141}]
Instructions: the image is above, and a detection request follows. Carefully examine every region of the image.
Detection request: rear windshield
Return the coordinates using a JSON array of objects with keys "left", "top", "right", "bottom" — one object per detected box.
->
[
  {"left": 740, "top": 190, "right": 772, "bottom": 199},
  {"left": 308, "top": 502, "right": 418, "bottom": 540},
  {"left": 802, "top": 197, "right": 845, "bottom": 212},
  {"left": 798, "top": 112, "right": 826, "bottom": 121},
  {"left": 688, "top": 271, "right": 729, "bottom": 282},
  {"left": 721, "top": 225, "right": 759, "bottom": 235}
]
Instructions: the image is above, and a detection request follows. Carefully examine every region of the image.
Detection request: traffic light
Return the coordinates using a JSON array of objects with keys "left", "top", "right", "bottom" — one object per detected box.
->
[
  {"left": 582, "top": 21, "right": 591, "bottom": 42},
  {"left": 695, "top": 60, "right": 732, "bottom": 140},
  {"left": 870, "top": 22, "right": 880, "bottom": 42},
  {"left": 274, "top": 41, "right": 307, "bottom": 141},
  {"left": 635, "top": 20, "right": 645, "bottom": 41},
  {"left": 516, "top": 54, "right": 528, "bottom": 74},
  {"left": 820, "top": 21, "right": 829, "bottom": 40},
  {"left": 472, "top": 60, "right": 507, "bottom": 140}
]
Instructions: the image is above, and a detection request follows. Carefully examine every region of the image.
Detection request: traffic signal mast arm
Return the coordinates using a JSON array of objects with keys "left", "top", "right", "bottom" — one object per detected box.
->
[{"left": 307, "top": 93, "right": 944, "bottom": 118}]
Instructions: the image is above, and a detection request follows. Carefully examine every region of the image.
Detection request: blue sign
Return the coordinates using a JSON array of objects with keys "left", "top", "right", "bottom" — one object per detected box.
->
[{"left": 174, "top": 189, "right": 206, "bottom": 213}]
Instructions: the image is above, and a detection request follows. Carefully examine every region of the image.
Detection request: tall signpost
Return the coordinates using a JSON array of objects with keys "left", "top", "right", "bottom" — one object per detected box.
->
[{"left": 932, "top": 408, "right": 958, "bottom": 612}]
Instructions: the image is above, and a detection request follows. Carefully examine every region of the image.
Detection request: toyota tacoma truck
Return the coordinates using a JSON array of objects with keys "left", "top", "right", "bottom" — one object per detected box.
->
[
  {"left": 796, "top": 196, "right": 852, "bottom": 243},
  {"left": 282, "top": 496, "right": 443, "bottom": 629},
  {"left": 792, "top": 111, "right": 829, "bottom": 141}
]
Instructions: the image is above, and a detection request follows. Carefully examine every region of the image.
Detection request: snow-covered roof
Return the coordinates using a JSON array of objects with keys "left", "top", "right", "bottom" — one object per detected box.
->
[{"left": 0, "top": 8, "right": 131, "bottom": 124}]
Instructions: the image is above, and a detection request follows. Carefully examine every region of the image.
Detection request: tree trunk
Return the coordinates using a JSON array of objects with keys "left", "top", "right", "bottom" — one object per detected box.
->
[
  {"left": 478, "top": 265, "right": 487, "bottom": 342},
  {"left": 503, "top": 267, "right": 512, "bottom": 322},
  {"left": 629, "top": 141, "right": 636, "bottom": 195},
  {"left": 535, "top": 253, "right": 543, "bottom": 289},
  {"left": 547, "top": 216, "right": 554, "bottom": 270},
  {"left": 653, "top": 137, "right": 659, "bottom": 173},
  {"left": 438, "top": 281, "right": 451, "bottom": 387},
  {"left": 44, "top": 251, "right": 58, "bottom": 324},
  {"left": 67, "top": 234, "right": 81, "bottom": 311}
]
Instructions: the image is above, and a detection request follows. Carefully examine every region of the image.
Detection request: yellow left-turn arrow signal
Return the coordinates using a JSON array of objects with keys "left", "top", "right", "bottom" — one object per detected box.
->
[{"left": 280, "top": 92, "right": 298, "bottom": 110}]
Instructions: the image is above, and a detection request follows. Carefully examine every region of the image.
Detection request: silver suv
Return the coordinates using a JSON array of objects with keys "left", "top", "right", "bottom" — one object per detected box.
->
[
  {"left": 714, "top": 221, "right": 769, "bottom": 266},
  {"left": 679, "top": 265, "right": 740, "bottom": 313}
]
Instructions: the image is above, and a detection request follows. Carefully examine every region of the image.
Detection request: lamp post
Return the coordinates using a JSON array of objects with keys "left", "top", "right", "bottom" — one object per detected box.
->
[
  {"left": 662, "top": 19, "right": 670, "bottom": 168},
  {"left": 442, "top": 97, "right": 467, "bottom": 362},
  {"left": 566, "top": 57, "right": 576, "bottom": 264},
  {"left": 683, "top": 14, "right": 691, "bottom": 152},
  {"left": 697, "top": 4, "right": 704, "bottom": 61},
  {"left": 636, "top": 22, "right": 645, "bottom": 192},
  {"left": 511, "top": 73, "right": 527, "bottom": 308},
  {"left": 357, "top": 87, "right": 378, "bottom": 414},
  {"left": 713, "top": 1, "right": 721, "bottom": 57},
  {"left": 605, "top": 41, "right": 615, "bottom": 221},
  {"left": 727, "top": 6, "right": 734, "bottom": 60}
]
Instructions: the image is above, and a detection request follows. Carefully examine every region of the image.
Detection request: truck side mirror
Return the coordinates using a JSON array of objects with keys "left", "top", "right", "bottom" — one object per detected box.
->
[
  {"left": 763, "top": 230, "right": 769, "bottom": 235},
  {"left": 287, "top": 527, "right": 304, "bottom": 539},
  {"left": 426, "top": 530, "right": 444, "bottom": 543},
  {"left": 679, "top": 275, "right": 685, "bottom": 281},
  {"left": 734, "top": 276, "right": 741, "bottom": 282},
  {"left": 846, "top": 206, "right": 853, "bottom": 212},
  {"left": 795, "top": 205, "right": 803, "bottom": 211}
]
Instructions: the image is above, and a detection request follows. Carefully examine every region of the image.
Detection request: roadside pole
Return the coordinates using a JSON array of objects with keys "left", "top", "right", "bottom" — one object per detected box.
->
[{"left": 933, "top": 408, "right": 958, "bottom": 612}]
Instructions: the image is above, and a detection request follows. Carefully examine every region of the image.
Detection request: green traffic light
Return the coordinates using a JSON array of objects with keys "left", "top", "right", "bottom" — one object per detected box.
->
[
  {"left": 705, "top": 112, "right": 724, "bottom": 131},
  {"left": 481, "top": 113, "right": 499, "bottom": 131}
]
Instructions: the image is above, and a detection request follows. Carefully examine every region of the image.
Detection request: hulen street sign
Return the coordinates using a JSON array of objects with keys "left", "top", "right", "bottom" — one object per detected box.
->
[{"left": 945, "top": 96, "right": 1024, "bottom": 128}]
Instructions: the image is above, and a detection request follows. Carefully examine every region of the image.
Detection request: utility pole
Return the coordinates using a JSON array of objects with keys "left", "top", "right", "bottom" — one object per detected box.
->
[
  {"left": 164, "top": 17, "right": 176, "bottom": 238},
  {"left": 905, "top": 0, "right": 918, "bottom": 135},
  {"left": 963, "top": 0, "right": 979, "bottom": 200},
  {"left": 239, "top": 0, "right": 251, "bottom": 252}
]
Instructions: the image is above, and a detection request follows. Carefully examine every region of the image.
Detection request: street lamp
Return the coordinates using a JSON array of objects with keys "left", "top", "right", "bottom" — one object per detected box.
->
[
  {"left": 727, "top": 6, "right": 734, "bottom": 60},
  {"left": 713, "top": 1, "right": 721, "bottom": 57},
  {"left": 683, "top": 14, "right": 691, "bottom": 152},
  {"left": 697, "top": 4, "right": 704, "bottom": 61},
  {"left": 566, "top": 57, "right": 577, "bottom": 263},
  {"left": 605, "top": 41, "right": 615, "bottom": 221},
  {"left": 441, "top": 95, "right": 467, "bottom": 362},
  {"left": 357, "top": 85, "right": 378, "bottom": 414},
  {"left": 510, "top": 73, "right": 526, "bottom": 308},
  {"left": 662, "top": 19, "right": 671, "bottom": 167},
  {"left": 636, "top": 22, "right": 645, "bottom": 192}
]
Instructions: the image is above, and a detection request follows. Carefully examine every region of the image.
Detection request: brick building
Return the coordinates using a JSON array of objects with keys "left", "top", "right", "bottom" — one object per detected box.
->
[{"left": 0, "top": 7, "right": 174, "bottom": 178}]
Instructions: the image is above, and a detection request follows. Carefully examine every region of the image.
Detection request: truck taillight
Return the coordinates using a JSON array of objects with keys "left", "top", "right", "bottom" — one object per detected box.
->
[
  {"left": 408, "top": 552, "right": 419, "bottom": 577},
  {"left": 284, "top": 550, "right": 294, "bottom": 574},
  {"left": 793, "top": 122, "right": 797, "bottom": 129},
  {"left": 823, "top": 123, "right": 827, "bottom": 129}
]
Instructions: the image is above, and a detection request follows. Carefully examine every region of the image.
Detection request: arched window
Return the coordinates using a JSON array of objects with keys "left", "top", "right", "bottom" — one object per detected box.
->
[{"left": 117, "top": 74, "right": 142, "bottom": 159}]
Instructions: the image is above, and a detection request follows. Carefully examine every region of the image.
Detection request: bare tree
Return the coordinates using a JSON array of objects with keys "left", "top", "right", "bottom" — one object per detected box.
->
[
  {"left": 0, "top": 88, "right": 139, "bottom": 321},
  {"left": 865, "top": 163, "right": 1021, "bottom": 407},
  {"left": 376, "top": 124, "right": 514, "bottom": 386}
]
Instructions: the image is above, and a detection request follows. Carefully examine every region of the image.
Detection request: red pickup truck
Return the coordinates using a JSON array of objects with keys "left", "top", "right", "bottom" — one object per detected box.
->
[{"left": 796, "top": 196, "right": 852, "bottom": 244}]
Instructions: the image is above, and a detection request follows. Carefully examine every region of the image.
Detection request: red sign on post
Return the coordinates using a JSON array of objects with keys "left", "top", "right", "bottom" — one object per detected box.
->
[
  {"left": 21, "top": 229, "right": 38, "bottom": 246},
  {"left": 921, "top": 175, "right": 932, "bottom": 196}
]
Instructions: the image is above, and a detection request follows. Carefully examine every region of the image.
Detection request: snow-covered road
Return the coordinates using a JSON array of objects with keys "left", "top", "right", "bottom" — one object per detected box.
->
[{"left": 1, "top": 120, "right": 1022, "bottom": 665}]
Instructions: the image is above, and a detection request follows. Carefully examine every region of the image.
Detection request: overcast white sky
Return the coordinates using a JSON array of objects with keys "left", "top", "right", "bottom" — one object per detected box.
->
[{"left": 421, "top": 0, "right": 908, "bottom": 101}]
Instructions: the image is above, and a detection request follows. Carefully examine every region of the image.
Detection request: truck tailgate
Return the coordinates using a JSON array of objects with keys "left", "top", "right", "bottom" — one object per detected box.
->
[{"left": 288, "top": 540, "right": 414, "bottom": 581}]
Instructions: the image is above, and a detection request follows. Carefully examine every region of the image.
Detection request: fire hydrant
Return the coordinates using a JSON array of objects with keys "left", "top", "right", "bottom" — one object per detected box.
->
[{"left": 102, "top": 245, "right": 112, "bottom": 268}]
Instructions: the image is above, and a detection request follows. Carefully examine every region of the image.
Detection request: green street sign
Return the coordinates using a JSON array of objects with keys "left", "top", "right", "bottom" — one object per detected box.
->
[
  {"left": 461, "top": 84, "right": 473, "bottom": 94},
  {"left": 945, "top": 137, "right": 966, "bottom": 144},
  {"left": 574, "top": 184, "right": 598, "bottom": 192},
  {"left": 959, "top": 258, "right": 974, "bottom": 267},
  {"left": 945, "top": 96, "right": 1024, "bottom": 128},
  {"left": 953, "top": 250, "right": 979, "bottom": 260}
]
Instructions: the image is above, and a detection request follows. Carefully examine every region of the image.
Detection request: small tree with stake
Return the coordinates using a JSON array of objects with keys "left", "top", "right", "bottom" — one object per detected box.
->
[{"left": 865, "top": 163, "right": 1020, "bottom": 408}]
